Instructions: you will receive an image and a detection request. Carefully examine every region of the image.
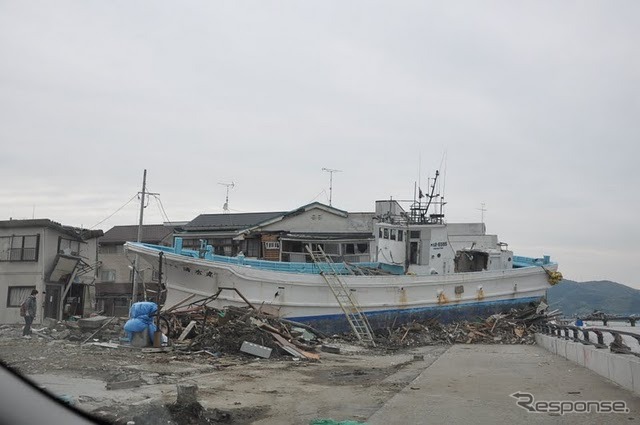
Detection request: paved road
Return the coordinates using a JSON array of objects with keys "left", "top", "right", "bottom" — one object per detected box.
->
[{"left": 367, "top": 344, "right": 640, "bottom": 424}]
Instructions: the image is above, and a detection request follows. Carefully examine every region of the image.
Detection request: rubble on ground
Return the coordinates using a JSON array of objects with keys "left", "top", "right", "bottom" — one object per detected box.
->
[
  {"left": 377, "top": 305, "right": 561, "bottom": 348},
  {"left": 165, "top": 305, "right": 322, "bottom": 360},
  {"left": 0, "top": 303, "right": 561, "bottom": 359}
]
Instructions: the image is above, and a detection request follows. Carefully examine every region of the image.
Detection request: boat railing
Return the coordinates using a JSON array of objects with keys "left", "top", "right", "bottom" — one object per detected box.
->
[
  {"left": 133, "top": 242, "right": 395, "bottom": 275},
  {"left": 513, "top": 255, "right": 554, "bottom": 268}
]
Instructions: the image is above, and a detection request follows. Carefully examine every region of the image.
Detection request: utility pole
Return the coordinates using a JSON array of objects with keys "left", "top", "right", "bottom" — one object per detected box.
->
[
  {"left": 322, "top": 168, "right": 342, "bottom": 207},
  {"left": 132, "top": 169, "right": 159, "bottom": 306},
  {"left": 218, "top": 182, "right": 235, "bottom": 213}
]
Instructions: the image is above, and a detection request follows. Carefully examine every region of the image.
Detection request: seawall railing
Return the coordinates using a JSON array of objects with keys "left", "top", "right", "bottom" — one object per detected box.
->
[{"left": 538, "top": 323, "right": 640, "bottom": 357}]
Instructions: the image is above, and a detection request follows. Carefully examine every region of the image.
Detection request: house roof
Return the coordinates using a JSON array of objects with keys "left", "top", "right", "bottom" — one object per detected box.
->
[
  {"left": 0, "top": 219, "right": 103, "bottom": 241},
  {"left": 183, "top": 212, "right": 287, "bottom": 231},
  {"left": 241, "top": 202, "right": 351, "bottom": 232},
  {"left": 100, "top": 224, "right": 175, "bottom": 245},
  {"left": 280, "top": 232, "right": 374, "bottom": 241}
]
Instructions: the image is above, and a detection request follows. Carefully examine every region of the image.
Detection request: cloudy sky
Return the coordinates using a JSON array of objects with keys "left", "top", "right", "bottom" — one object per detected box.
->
[{"left": 1, "top": 1, "right": 638, "bottom": 287}]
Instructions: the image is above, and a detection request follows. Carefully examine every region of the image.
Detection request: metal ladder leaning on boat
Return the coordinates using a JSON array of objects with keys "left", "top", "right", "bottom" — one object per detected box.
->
[{"left": 305, "top": 245, "right": 376, "bottom": 347}]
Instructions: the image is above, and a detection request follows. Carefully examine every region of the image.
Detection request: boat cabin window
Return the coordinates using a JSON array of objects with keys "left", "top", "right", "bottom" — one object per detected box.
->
[
  {"left": 410, "top": 230, "right": 421, "bottom": 239},
  {"left": 378, "top": 228, "right": 383, "bottom": 238},
  {"left": 390, "top": 229, "right": 396, "bottom": 241},
  {"left": 342, "top": 243, "right": 369, "bottom": 255},
  {"left": 383, "top": 228, "right": 389, "bottom": 239},
  {"left": 398, "top": 231, "right": 403, "bottom": 242},
  {"left": 454, "top": 250, "right": 489, "bottom": 273}
]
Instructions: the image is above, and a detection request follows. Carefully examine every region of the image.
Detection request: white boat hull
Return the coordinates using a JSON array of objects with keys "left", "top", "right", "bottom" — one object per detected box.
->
[{"left": 127, "top": 243, "right": 555, "bottom": 333}]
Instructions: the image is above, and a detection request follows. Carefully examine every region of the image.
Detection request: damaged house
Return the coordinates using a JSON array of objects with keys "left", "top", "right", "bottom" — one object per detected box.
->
[
  {"left": 177, "top": 202, "right": 375, "bottom": 263},
  {"left": 96, "top": 224, "right": 176, "bottom": 316},
  {"left": 0, "top": 219, "right": 103, "bottom": 325}
]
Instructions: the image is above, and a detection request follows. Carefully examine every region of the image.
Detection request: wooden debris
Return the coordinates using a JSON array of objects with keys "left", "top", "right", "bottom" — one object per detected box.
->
[{"left": 178, "top": 320, "right": 197, "bottom": 341}]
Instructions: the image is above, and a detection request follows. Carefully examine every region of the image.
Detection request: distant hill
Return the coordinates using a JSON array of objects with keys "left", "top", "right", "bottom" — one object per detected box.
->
[{"left": 547, "top": 280, "right": 640, "bottom": 317}]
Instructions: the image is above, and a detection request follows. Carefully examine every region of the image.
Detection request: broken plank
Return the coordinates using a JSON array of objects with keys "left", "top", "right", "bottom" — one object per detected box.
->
[
  {"left": 268, "top": 332, "right": 320, "bottom": 360},
  {"left": 178, "top": 320, "right": 197, "bottom": 341}
]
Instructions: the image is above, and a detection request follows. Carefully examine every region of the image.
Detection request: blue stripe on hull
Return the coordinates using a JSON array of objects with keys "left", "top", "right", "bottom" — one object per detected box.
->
[{"left": 289, "top": 296, "right": 542, "bottom": 334}]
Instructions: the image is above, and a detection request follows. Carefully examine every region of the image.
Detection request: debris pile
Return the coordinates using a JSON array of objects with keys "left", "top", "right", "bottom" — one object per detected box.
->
[
  {"left": 381, "top": 304, "right": 559, "bottom": 347},
  {"left": 165, "top": 305, "right": 322, "bottom": 360},
  {"left": 3, "top": 316, "right": 126, "bottom": 342}
]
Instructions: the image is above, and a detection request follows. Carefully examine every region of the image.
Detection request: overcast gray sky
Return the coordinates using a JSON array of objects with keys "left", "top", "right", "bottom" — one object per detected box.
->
[{"left": 1, "top": 1, "right": 638, "bottom": 288}]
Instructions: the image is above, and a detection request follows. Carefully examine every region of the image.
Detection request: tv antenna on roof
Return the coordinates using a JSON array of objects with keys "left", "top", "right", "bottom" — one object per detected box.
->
[
  {"left": 218, "top": 182, "right": 235, "bottom": 213},
  {"left": 322, "top": 168, "right": 342, "bottom": 206},
  {"left": 477, "top": 202, "right": 487, "bottom": 224}
]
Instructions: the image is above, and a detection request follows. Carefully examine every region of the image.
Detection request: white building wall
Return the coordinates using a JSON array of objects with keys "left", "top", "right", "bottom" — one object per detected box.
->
[
  {"left": 99, "top": 249, "right": 155, "bottom": 286},
  {"left": 0, "top": 226, "right": 100, "bottom": 324},
  {"left": 261, "top": 208, "right": 373, "bottom": 233}
]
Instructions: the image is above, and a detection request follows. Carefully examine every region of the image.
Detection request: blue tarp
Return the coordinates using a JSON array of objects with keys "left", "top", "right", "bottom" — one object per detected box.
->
[{"left": 123, "top": 301, "right": 158, "bottom": 341}]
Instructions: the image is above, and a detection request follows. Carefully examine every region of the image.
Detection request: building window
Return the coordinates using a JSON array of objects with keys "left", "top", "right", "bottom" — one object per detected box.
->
[
  {"left": 264, "top": 241, "right": 280, "bottom": 250},
  {"left": 99, "top": 245, "right": 124, "bottom": 254},
  {"left": 7, "top": 286, "right": 36, "bottom": 307},
  {"left": 182, "top": 239, "right": 201, "bottom": 249},
  {"left": 100, "top": 269, "right": 116, "bottom": 283},
  {"left": 0, "top": 235, "right": 39, "bottom": 262},
  {"left": 398, "top": 231, "right": 404, "bottom": 242},
  {"left": 58, "top": 237, "right": 81, "bottom": 256}
]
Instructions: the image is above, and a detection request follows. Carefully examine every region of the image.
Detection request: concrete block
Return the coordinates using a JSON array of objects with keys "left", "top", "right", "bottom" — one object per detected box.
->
[
  {"left": 630, "top": 358, "right": 640, "bottom": 395},
  {"left": 240, "top": 341, "right": 272, "bottom": 358},
  {"left": 177, "top": 383, "right": 198, "bottom": 405},
  {"left": 556, "top": 338, "right": 567, "bottom": 357},
  {"left": 584, "top": 347, "right": 610, "bottom": 380},
  {"left": 574, "top": 343, "right": 585, "bottom": 366},
  {"left": 565, "top": 341, "right": 577, "bottom": 363},
  {"left": 78, "top": 315, "right": 110, "bottom": 331},
  {"left": 321, "top": 345, "right": 341, "bottom": 354},
  {"left": 42, "top": 317, "right": 58, "bottom": 329},
  {"left": 608, "top": 353, "right": 634, "bottom": 392},
  {"left": 131, "top": 331, "right": 150, "bottom": 348}
]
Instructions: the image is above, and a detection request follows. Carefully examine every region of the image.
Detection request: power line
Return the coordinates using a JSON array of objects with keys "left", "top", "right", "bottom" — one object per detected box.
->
[
  {"left": 152, "top": 194, "right": 172, "bottom": 224},
  {"left": 89, "top": 193, "right": 138, "bottom": 229}
]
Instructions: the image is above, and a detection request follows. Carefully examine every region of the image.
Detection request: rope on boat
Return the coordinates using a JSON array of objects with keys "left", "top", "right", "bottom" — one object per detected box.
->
[{"left": 541, "top": 265, "right": 563, "bottom": 285}]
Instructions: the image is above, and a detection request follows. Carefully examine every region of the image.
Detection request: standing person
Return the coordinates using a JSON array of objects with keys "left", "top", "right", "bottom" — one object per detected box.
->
[{"left": 22, "top": 289, "right": 38, "bottom": 338}]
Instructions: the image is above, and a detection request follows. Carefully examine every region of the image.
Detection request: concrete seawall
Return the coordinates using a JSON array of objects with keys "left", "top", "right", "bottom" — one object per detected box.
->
[{"left": 536, "top": 333, "right": 640, "bottom": 395}]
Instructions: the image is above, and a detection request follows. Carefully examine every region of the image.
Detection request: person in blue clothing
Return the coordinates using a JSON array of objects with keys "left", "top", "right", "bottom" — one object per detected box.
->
[{"left": 575, "top": 318, "right": 584, "bottom": 327}]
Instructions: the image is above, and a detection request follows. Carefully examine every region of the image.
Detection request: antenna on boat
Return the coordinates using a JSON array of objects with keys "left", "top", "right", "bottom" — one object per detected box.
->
[
  {"left": 218, "top": 182, "right": 235, "bottom": 213},
  {"left": 322, "top": 168, "right": 342, "bottom": 206}
]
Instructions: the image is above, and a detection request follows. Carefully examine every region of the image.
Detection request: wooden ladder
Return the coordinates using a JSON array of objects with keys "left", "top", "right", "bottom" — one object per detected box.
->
[{"left": 305, "top": 245, "right": 376, "bottom": 346}]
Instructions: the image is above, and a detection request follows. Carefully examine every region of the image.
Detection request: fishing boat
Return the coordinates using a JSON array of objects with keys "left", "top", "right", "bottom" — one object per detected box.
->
[{"left": 125, "top": 175, "right": 561, "bottom": 336}]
